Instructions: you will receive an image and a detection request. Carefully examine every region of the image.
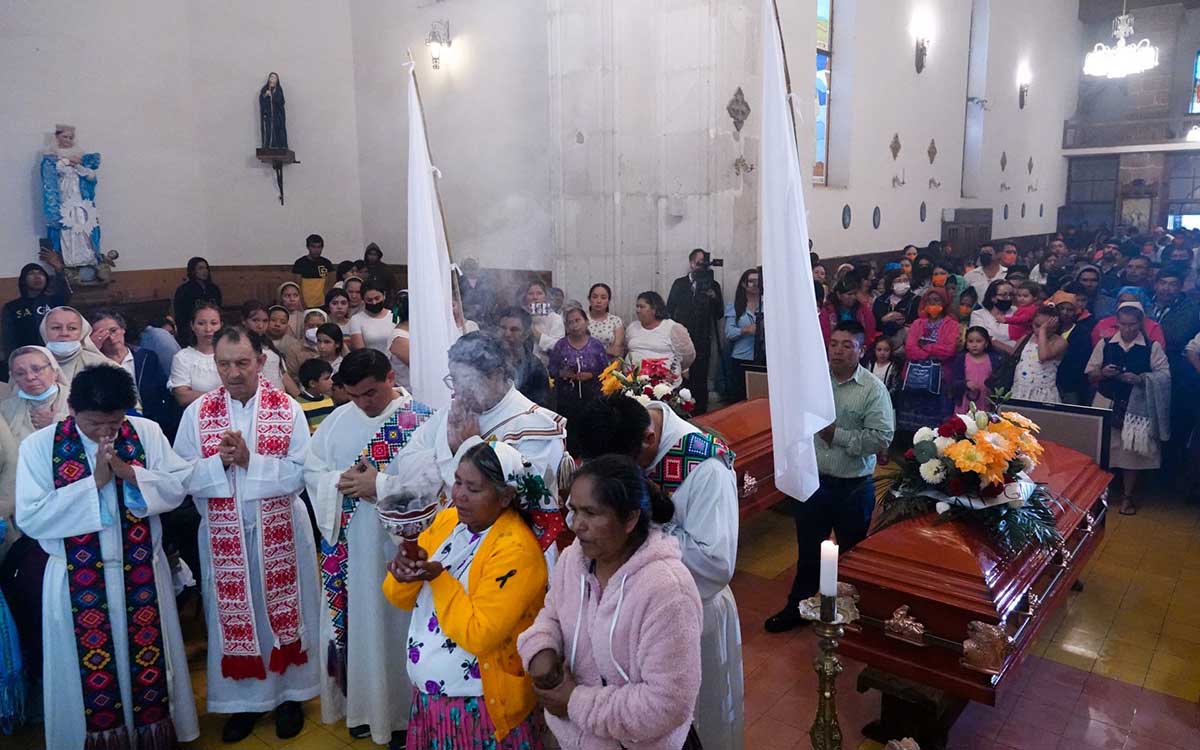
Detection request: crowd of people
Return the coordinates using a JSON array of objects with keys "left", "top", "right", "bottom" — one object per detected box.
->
[
  {"left": 0, "top": 237, "right": 766, "bottom": 750},
  {"left": 0, "top": 225, "right": 1195, "bottom": 749},
  {"left": 813, "top": 228, "right": 1200, "bottom": 516}
]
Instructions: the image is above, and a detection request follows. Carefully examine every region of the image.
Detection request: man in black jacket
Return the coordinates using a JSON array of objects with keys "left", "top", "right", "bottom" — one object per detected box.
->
[
  {"left": 2, "top": 248, "right": 70, "bottom": 355},
  {"left": 1149, "top": 267, "right": 1200, "bottom": 475},
  {"left": 667, "top": 248, "right": 724, "bottom": 414},
  {"left": 495, "top": 306, "right": 552, "bottom": 409}
]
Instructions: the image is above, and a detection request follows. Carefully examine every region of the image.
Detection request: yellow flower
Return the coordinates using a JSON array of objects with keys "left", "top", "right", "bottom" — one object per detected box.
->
[
  {"left": 601, "top": 359, "right": 622, "bottom": 380},
  {"left": 1016, "top": 432, "right": 1043, "bottom": 462},
  {"left": 974, "top": 431, "right": 1016, "bottom": 463},
  {"left": 945, "top": 439, "right": 990, "bottom": 476},
  {"left": 1000, "top": 411, "right": 1040, "bottom": 432},
  {"left": 601, "top": 375, "right": 624, "bottom": 396}
]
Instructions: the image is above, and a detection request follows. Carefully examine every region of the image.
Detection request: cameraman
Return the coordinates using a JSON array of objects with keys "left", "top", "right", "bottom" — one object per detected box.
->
[{"left": 667, "top": 248, "right": 725, "bottom": 414}]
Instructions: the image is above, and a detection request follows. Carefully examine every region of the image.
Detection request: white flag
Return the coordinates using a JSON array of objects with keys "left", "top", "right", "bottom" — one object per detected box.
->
[
  {"left": 406, "top": 63, "right": 457, "bottom": 411},
  {"left": 759, "top": 0, "right": 836, "bottom": 501}
]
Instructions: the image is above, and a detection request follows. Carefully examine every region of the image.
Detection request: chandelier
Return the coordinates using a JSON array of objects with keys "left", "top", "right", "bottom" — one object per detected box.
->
[{"left": 1083, "top": 3, "right": 1159, "bottom": 79}]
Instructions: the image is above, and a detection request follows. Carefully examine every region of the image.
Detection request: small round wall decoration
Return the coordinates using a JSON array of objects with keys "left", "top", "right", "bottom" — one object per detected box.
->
[
  {"left": 1003, "top": 204, "right": 1009, "bottom": 220},
  {"left": 842, "top": 204, "right": 852, "bottom": 229},
  {"left": 872, "top": 206, "right": 882, "bottom": 229},
  {"left": 1021, "top": 203, "right": 1026, "bottom": 218},
  {"left": 920, "top": 201, "right": 927, "bottom": 222}
]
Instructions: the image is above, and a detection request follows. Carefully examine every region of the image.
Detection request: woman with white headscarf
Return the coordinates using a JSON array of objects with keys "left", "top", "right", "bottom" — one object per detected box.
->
[
  {"left": 382, "top": 437, "right": 552, "bottom": 750},
  {"left": 37, "top": 306, "right": 112, "bottom": 385},
  {"left": 1, "top": 346, "right": 70, "bottom": 443}
]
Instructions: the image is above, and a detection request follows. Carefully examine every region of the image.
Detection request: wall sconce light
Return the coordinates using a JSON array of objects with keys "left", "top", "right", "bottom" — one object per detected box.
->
[
  {"left": 910, "top": 8, "right": 935, "bottom": 74},
  {"left": 426, "top": 20, "right": 451, "bottom": 69},
  {"left": 1016, "top": 63, "right": 1032, "bottom": 109}
]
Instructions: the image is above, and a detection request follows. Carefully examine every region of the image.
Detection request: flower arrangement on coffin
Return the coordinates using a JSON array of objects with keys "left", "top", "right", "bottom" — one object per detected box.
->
[
  {"left": 875, "top": 405, "right": 1067, "bottom": 556},
  {"left": 599, "top": 357, "right": 696, "bottom": 415}
]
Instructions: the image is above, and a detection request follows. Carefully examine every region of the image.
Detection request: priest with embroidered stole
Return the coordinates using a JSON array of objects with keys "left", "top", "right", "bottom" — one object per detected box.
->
[
  {"left": 574, "top": 393, "right": 744, "bottom": 750},
  {"left": 15, "top": 364, "right": 198, "bottom": 750},
  {"left": 172, "top": 328, "right": 319, "bottom": 743},
  {"left": 304, "top": 349, "right": 438, "bottom": 749},
  {"left": 384, "top": 332, "right": 571, "bottom": 563}
]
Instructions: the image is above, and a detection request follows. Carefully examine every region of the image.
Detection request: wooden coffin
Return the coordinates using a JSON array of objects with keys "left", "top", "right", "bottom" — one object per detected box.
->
[
  {"left": 838, "top": 439, "right": 1111, "bottom": 705},
  {"left": 693, "top": 398, "right": 781, "bottom": 518}
]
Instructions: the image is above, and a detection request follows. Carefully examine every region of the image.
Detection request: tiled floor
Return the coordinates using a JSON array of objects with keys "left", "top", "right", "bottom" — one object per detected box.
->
[{"left": 6, "top": 488, "right": 1200, "bottom": 749}]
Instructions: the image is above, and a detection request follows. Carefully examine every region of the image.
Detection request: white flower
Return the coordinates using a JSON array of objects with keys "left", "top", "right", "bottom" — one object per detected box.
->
[
  {"left": 957, "top": 414, "right": 979, "bottom": 437},
  {"left": 934, "top": 436, "right": 955, "bottom": 456},
  {"left": 637, "top": 375, "right": 651, "bottom": 384},
  {"left": 919, "top": 459, "right": 946, "bottom": 484},
  {"left": 1017, "top": 454, "right": 1035, "bottom": 473},
  {"left": 678, "top": 388, "right": 693, "bottom": 402},
  {"left": 634, "top": 394, "right": 652, "bottom": 406},
  {"left": 935, "top": 501, "right": 951, "bottom": 515},
  {"left": 914, "top": 427, "right": 937, "bottom": 444},
  {"left": 652, "top": 383, "right": 673, "bottom": 399}
]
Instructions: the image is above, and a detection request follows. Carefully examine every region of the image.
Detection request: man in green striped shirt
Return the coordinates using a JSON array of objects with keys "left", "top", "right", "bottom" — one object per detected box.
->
[{"left": 766, "top": 320, "right": 894, "bottom": 632}]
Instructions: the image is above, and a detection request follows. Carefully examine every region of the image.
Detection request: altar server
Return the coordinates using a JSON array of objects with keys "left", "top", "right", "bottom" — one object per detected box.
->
[
  {"left": 16, "top": 365, "right": 198, "bottom": 750},
  {"left": 574, "top": 393, "right": 744, "bottom": 750},
  {"left": 173, "top": 327, "right": 320, "bottom": 743},
  {"left": 304, "top": 349, "right": 435, "bottom": 748}
]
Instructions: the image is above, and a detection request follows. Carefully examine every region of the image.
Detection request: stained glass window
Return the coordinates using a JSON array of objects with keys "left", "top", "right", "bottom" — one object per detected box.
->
[
  {"left": 815, "top": 0, "right": 832, "bottom": 183},
  {"left": 1190, "top": 51, "right": 1200, "bottom": 114}
]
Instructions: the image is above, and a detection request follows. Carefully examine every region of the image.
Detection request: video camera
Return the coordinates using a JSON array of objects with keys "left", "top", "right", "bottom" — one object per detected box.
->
[{"left": 692, "top": 250, "right": 724, "bottom": 294}]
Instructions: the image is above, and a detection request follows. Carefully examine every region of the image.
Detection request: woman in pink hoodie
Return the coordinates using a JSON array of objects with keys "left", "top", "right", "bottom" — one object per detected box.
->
[{"left": 517, "top": 456, "right": 703, "bottom": 750}]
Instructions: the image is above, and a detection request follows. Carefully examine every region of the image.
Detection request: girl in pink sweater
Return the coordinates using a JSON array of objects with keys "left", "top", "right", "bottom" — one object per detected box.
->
[
  {"left": 1005, "top": 280, "right": 1043, "bottom": 341},
  {"left": 517, "top": 456, "right": 703, "bottom": 750}
]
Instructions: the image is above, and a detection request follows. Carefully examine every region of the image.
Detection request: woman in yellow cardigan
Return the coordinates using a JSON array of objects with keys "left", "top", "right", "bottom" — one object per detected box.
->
[{"left": 383, "top": 437, "right": 551, "bottom": 749}]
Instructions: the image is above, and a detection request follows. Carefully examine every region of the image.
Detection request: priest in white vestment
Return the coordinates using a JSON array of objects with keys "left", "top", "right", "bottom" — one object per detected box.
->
[
  {"left": 304, "top": 349, "right": 438, "bottom": 749},
  {"left": 382, "top": 332, "right": 570, "bottom": 560},
  {"left": 15, "top": 365, "right": 199, "bottom": 750},
  {"left": 173, "top": 327, "right": 320, "bottom": 743},
  {"left": 574, "top": 394, "right": 745, "bottom": 750}
]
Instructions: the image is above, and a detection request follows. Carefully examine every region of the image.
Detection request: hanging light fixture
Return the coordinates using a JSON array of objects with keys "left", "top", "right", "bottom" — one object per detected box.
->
[{"left": 1083, "top": 2, "right": 1159, "bottom": 79}]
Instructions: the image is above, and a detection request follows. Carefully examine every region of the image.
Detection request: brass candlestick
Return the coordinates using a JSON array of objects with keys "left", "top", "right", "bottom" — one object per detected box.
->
[{"left": 798, "top": 583, "right": 860, "bottom": 750}]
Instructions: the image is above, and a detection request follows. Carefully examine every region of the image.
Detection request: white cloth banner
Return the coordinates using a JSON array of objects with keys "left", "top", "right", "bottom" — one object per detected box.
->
[
  {"left": 759, "top": 0, "right": 836, "bottom": 502},
  {"left": 406, "top": 63, "right": 457, "bottom": 411}
]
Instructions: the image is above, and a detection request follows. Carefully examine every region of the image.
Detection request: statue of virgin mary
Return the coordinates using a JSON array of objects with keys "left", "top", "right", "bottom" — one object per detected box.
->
[
  {"left": 260, "top": 71, "right": 288, "bottom": 150},
  {"left": 39, "top": 124, "right": 102, "bottom": 269}
]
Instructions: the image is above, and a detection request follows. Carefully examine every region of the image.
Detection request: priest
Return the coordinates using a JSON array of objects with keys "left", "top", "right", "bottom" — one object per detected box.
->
[
  {"left": 384, "top": 332, "right": 570, "bottom": 557},
  {"left": 304, "top": 349, "right": 436, "bottom": 749},
  {"left": 173, "top": 327, "right": 320, "bottom": 743},
  {"left": 574, "top": 393, "right": 744, "bottom": 750},
  {"left": 15, "top": 364, "right": 198, "bottom": 750}
]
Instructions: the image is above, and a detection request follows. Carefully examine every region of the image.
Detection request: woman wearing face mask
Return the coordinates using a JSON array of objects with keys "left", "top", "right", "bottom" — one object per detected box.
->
[
  {"left": 1, "top": 346, "right": 70, "bottom": 442},
  {"left": 288, "top": 308, "right": 329, "bottom": 375},
  {"left": 896, "top": 288, "right": 960, "bottom": 433},
  {"left": 970, "top": 280, "right": 1018, "bottom": 356},
  {"left": 819, "top": 279, "right": 877, "bottom": 345},
  {"left": 38, "top": 306, "right": 113, "bottom": 385},
  {"left": 873, "top": 270, "right": 918, "bottom": 354},
  {"left": 167, "top": 302, "right": 223, "bottom": 407},
  {"left": 910, "top": 254, "right": 937, "bottom": 295},
  {"left": 349, "top": 284, "right": 395, "bottom": 353}
]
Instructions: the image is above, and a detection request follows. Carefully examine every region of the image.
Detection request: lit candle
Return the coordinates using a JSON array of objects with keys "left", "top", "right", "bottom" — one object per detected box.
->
[{"left": 820, "top": 540, "right": 839, "bottom": 597}]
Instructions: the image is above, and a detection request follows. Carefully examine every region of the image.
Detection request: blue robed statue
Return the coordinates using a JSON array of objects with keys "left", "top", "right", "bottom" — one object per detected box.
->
[{"left": 40, "top": 124, "right": 103, "bottom": 269}]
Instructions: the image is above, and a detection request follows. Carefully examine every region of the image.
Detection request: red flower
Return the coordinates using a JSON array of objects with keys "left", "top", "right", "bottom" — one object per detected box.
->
[
  {"left": 938, "top": 418, "right": 966, "bottom": 438},
  {"left": 980, "top": 482, "right": 1004, "bottom": 498},
  {"left": 945, "top": 477, "right": 967, "bottom": 496},
  {"left": 904, "top": 448, "right": 916, "bottom": 461},
  {"left": 643, "top": 386, "right": 654, "bottom": 396},
  {"left": 682, "top": 401, "right": 695, "bottom": 413}
]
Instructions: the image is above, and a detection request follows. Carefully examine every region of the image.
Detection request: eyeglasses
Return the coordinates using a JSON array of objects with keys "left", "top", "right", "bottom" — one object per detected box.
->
[{"left": 12, "top": 364, "right": 51, "bottom": 379}]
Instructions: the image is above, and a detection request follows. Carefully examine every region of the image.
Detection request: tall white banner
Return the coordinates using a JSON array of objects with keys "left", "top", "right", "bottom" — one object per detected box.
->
[
  {"left": 759, "top": 0, "right": 836, "bottom": 501},
  {"left": 405, "top": 64, "right": 457, "bottom": 411}
]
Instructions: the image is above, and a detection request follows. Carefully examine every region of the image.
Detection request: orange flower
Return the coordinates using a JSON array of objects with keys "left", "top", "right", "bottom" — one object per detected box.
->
[
  {"left": 945, "top": 440, "right": 990, "bottom": 476},
  {"left": 974, "top": 430, "right": 1016, "bottom": 463},
  {"left": 1000, "top": 411, "right": 1040, "bottom": 432}
]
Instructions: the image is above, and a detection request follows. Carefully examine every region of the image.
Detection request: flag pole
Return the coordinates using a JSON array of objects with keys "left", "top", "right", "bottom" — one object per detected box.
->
[
  {"left": 771, "top": 0, "right": 802, "bottom": 153},
  {"left": 406, "top": 50, "right": 461, "bottom": 304}
]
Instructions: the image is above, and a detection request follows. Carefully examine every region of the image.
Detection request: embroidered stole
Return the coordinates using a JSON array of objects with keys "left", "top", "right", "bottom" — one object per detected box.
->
[
  {"left": 647, "top": 431, "right": 735, "bottom": 496},
  {"left": 198, "top": 378, "right": 307, "bottom": 680},
  {"left": 319, "top": 400, "right": 432, "bottom": 694},
  {"left": 56, "top": 418, "right": 176, "bottom": 750}
]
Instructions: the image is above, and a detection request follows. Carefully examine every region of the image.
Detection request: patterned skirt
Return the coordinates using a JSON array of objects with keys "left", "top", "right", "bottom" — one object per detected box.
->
[{"left": 409, "top": 689, "right": 543, "bottom": 750}]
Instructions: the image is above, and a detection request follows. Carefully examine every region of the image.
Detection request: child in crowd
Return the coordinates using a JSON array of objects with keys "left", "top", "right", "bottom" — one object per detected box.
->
[
  {"left": 862, "top": 335, "right": 900, "bottom": 396},
  {"left": 330, "top": 370, "right": 351, "bottom": 406},
  {"left": 952, "top": 326, "right": 1001, "bottom": 412},
  {"left": 1005, "top": 280, "right": 1042, "bottom": 342},
  {"left": 297, "top": 358, "right": 336, "bottom": 433},
  {"left": 289, "top": 308, "right": 328, "bottom": 374},
  {"left": 314, "top": 322, "right": 345, "bottom": 372}
]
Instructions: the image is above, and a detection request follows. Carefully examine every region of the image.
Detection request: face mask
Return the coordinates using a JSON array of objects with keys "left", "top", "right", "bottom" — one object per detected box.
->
[
  {"left": 365, "top": 301, "right": 385, "bottom": 315},
  {"left": 304, "top": 328, "right": 319, "bottom": 344},
  {"left": 46, "top": 339, "right": 81, "bottom": 358},
  {"left": 892, "top": 282, "right": 910, "bottom": 296},
  {"left": 959, "top": 304, "right": 973, "bottom": 317},
  {"left": 925, "top": 304, "right": 944, "bottom": 318},
  {"left": 18, "top": 383, "right": 58, "bottom": 403},
  {"left": 932, "top": 273, "right": 948, "bottom": 287},
  {"left": 994, "top": 299, "right": 1013, "bottom": 312}
]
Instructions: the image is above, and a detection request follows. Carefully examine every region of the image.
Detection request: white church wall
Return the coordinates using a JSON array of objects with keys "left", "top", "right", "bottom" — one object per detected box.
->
[
  {"left": 349, "top": 0, "right": 555, "bottom": 276},
  {"left": 0, "top": 0, "right": 364, "bottom": 274}
]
